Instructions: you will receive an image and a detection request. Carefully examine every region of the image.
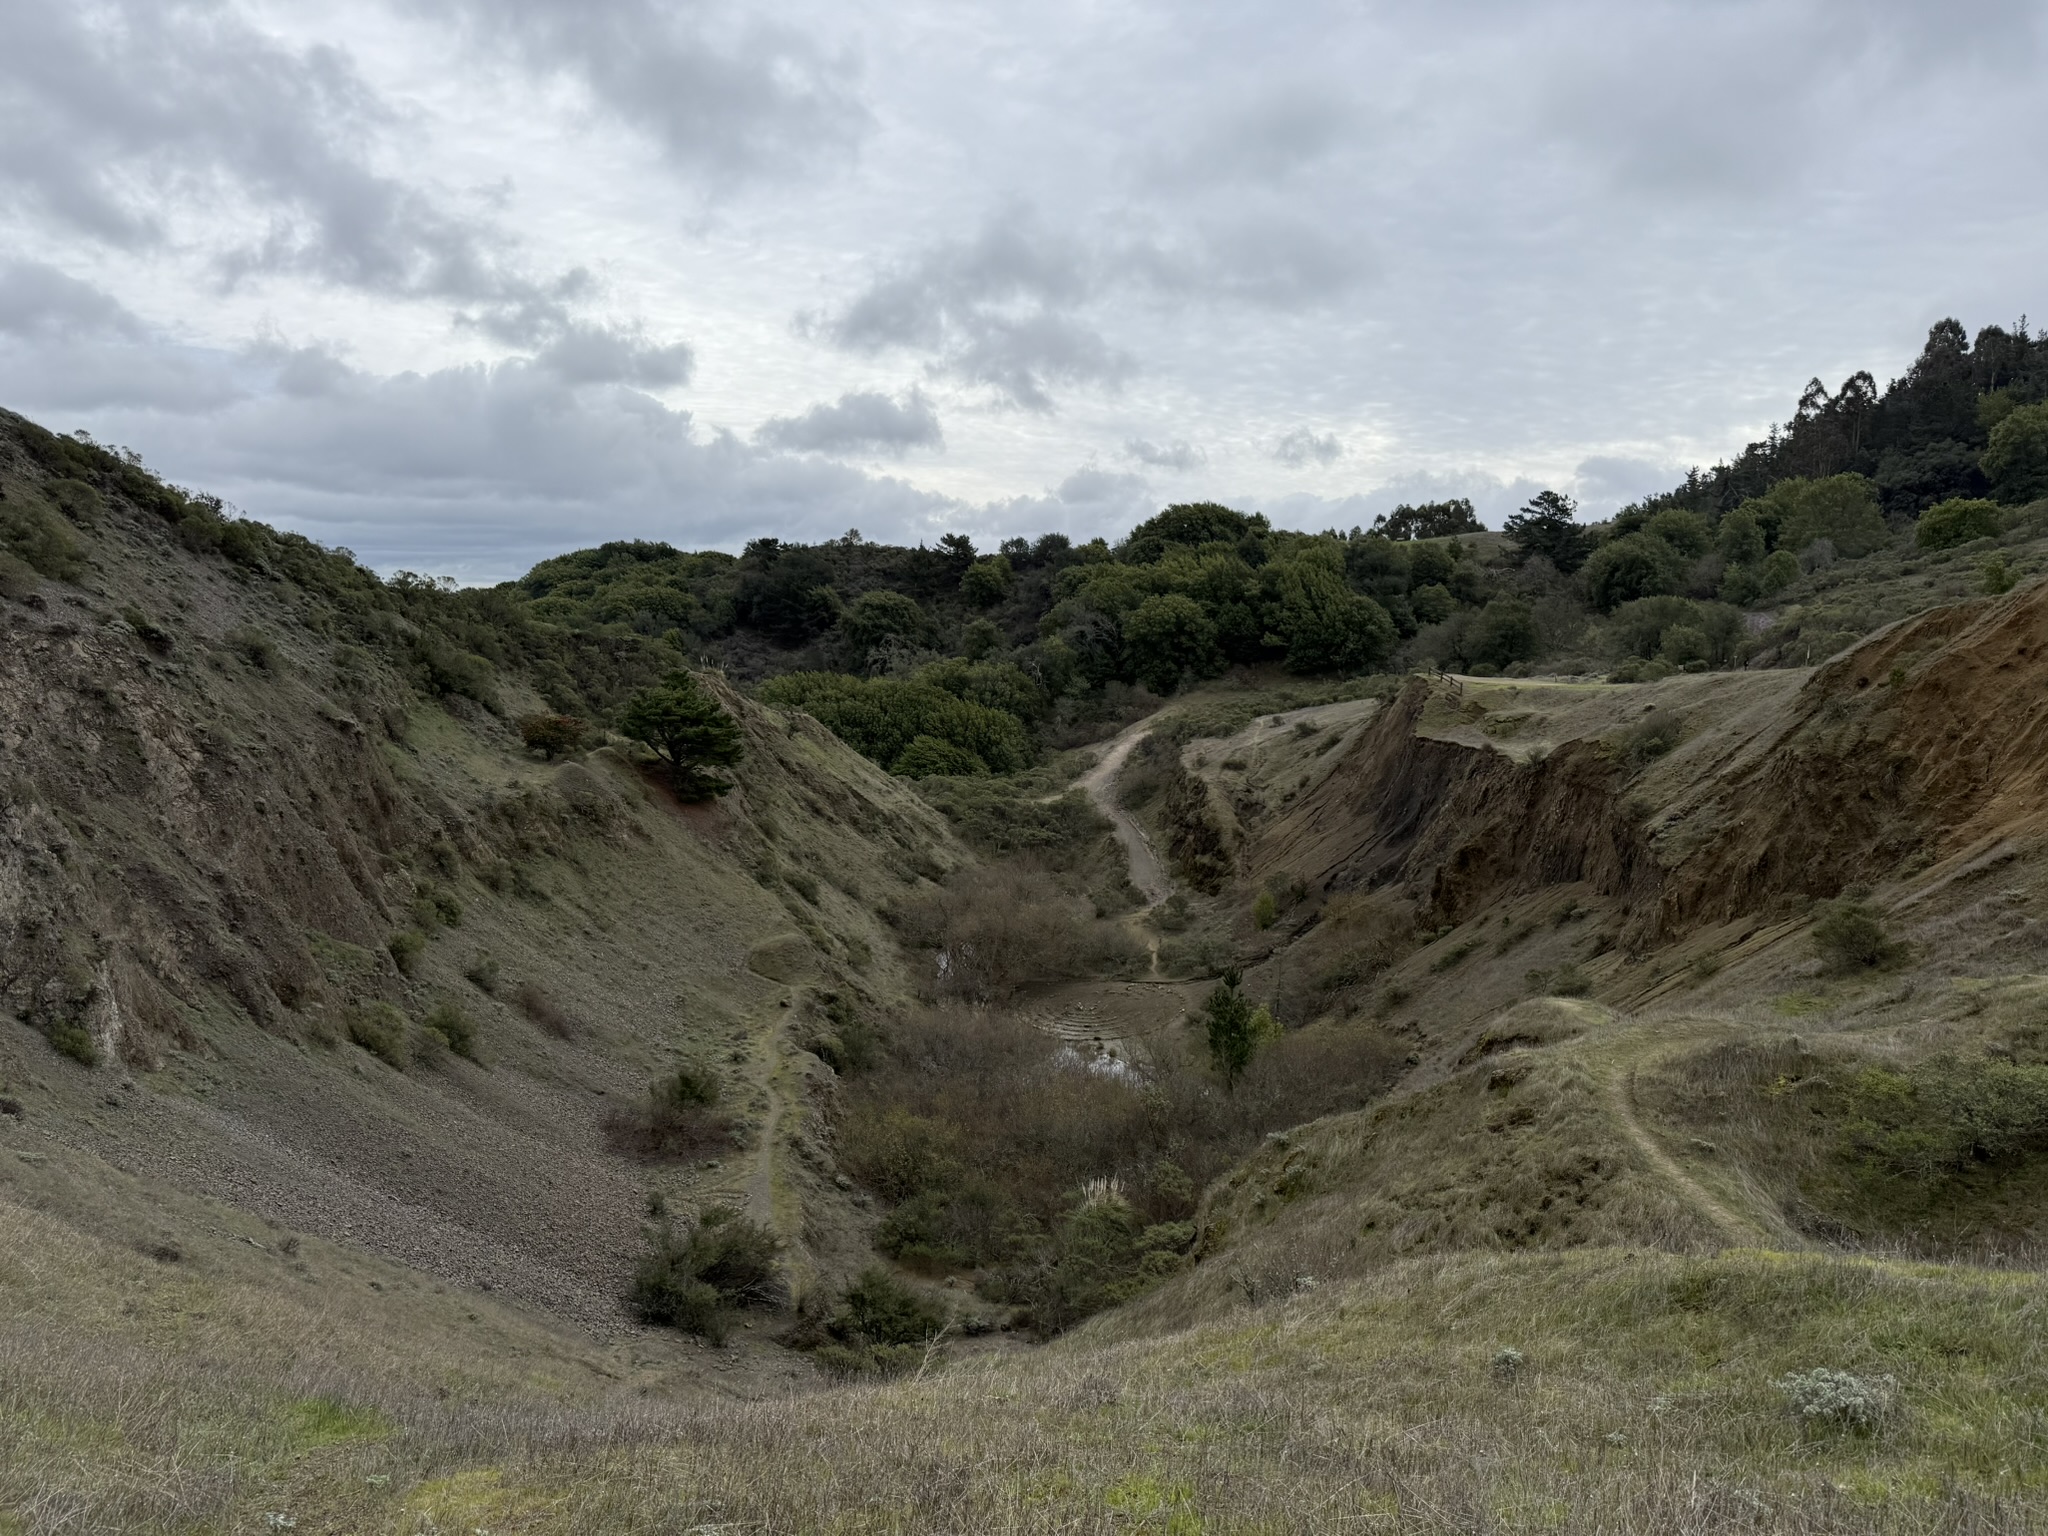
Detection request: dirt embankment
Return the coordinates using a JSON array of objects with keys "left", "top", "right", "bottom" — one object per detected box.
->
[
  {"left": 1249, "top": 681, "right": 1660, "bottom": 931},
  {"left": 1654, "top": 581, "right": 2048, "bottom": 930},
  {"left": 1244, "top": 580, "right": 2048, "bottom": 946}
]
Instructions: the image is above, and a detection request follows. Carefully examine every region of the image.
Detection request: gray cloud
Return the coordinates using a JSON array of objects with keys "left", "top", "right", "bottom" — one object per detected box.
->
[
  {"left": 1124, "top": 438, "right": 1206, "bottom": 472},
  {"left": 411, "top": 0, "right": 868, "bottom": 185},
  {"left": 0, "top": 0, "right": 703, "bottom": 412},
  {"left": 972, "top": 464, "right": 1158, "bottom": 550},
  {"left": 75, "top": 349, "right": 952, "bottom": 581},
  {"left": 1140, "top": 214, "right": 1370, "bottom": 310},
  {"left": 0, "top": 260, "right": 144, "bottom": 340},
  {"left": 754, "top": 389, "right": 942, "bottom": 456},
  {"left": 1274, "top": 429, "right": 1343, "bottom": 467},
  {"left": 1571, "top": 455, "right": 1683, "bottom": 516},
  {"left": 1057, "top": 467, "right": 1149, "bottom": 505},
  {"left": 813, "top": 211, "right": 1133, "bottom": 411},
  {"left": 1143, "top": 87, "right": 1354, "bottom": 190},
  {"left": 1529, "top": 0, "right": 2046, "bottom": 203},
  {"left": 533, "top": 323, "right": 694, "bottom": 388},
  {"left": 0, "top": 1, "right": 521, "bottom": 302},
  {"left": 0, "top": 260, "right": 241, "bottom": 413},
  {"left": 4, "top": 0, "right": 2045, "bottom": 580},
  {"left": 812, "top": 200, "right": 1368, "bottom": 415}
]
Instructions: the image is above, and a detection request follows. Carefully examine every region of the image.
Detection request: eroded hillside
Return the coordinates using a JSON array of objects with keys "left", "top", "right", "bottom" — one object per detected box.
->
[
  {"left": 1083, "top": 584, "right": 2048, "bottom": 1332},
  {"left": 0, "top": 413, "right": 963, "bottom": 1338}
]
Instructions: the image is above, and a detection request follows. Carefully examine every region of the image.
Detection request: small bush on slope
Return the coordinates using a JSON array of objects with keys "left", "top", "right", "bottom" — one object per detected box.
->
[
  {"left": 606, "top": 1067, "right": 735, "bottom": 1160},
  {"left": 629, "top": 1208, "right": 782, "bottom": 1341}
]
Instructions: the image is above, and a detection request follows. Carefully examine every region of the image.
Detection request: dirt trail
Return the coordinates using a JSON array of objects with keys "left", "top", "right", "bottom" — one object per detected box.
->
[
  {"left": 1073, "top": 720, "right": 1175, "bottom": 907},
  {"left": 1596, "top": 1024, "right": 1804, "bottom": 1252},
  {"left": 746, "top": 1003, "right": 792, "bottom": 1231}
]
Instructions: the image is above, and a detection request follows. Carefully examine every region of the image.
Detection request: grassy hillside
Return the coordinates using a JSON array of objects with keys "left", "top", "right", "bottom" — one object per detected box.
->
[
  {"left": 0, "top": 406, "right": 978, "bottom": 1330},
  {"left": 6, "top": 1183, "right": 2041, "bottom": 1532}
]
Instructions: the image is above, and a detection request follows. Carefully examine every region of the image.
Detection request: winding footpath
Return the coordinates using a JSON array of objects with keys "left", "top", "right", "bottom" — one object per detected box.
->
[
  {"left": 1595, "top": 1021, "right": 1807, "bottom": 1252},
  {"left": 1073, "top": 720, "right": 1175, "bottom": 908}
]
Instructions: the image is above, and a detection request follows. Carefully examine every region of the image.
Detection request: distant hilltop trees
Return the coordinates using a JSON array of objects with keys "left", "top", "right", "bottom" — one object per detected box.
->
[{"left": 6, "top": 313, "right": 2041, "bottom": 788}]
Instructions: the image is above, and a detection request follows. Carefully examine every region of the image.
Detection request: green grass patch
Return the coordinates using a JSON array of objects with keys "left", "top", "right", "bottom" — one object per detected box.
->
[
  {"left": 1773, "top": 991, "right": 1830, "bottom": 1016},
  {"left": 282, "top": 1396, "right": 392, "bottom": 1451}
]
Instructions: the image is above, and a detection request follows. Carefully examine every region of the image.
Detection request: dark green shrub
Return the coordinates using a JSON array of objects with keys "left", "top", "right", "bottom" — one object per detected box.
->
[
  {"left": 1616, "top": 708, "right": 1685, "bottom": 766},
  {"left": 1468, "top": 598, "right": 1540, "bottom": 669},
  {"left": 1916, "top": 497, "right": 2004, "bottom": 550},
  {"left": 1585, "top": 533, "right": 1685, "bottom": 611},
  {"left": 1429, "top": 940, "right": 1480, "bottom": 973},
  {"left": 514, "top": 979, "right": 580, "bottom": 1038},
  {"left": 346, "top": 1003, "right": 410, "bottom": 1069},
  {"left": 630, "top": 1209, "right": 784, "bottom": 1339},
  {"left": 960, "top": 555, "right": 1013, "bottom": 608},
  {"left": 607, "top": 1067, "right": 735, "bottom": 1158},
  {"left": 0, "top": 553, "right": 38, "bottom": 601},
  {"left": 1528, "top": 964, "right": 1592, "bottom": 998},
  {"left": 892, "top": 734, "right": 987, "bottom": 778},
  {"left": 414, "top": 638, "right": 499, "bottom": 711},
  {"left": 960, "top": 617, "right": 1003, "bottom": 661},
  {"left": 1001, "top": 1199, "right": 1194, "bottom": 1336},
  {"left": 519, "top": 713, "right": 585, "bottom": 758},
  {"left": 387, "top": 930, "right": 426, "bottom": 976},
  {"left": 1410, "top": 582, "right": 1454, "bottom": 625},
  {"left": 0, "top": 496, "right": 85, "bottom": 580},
  {"left": 808, "top": 991, "right": 880, "bottom": 1075},
  {"left": 121, "top": 607, "right": 175, "bottom": 654},
  {"left": 811, "top": 1267, "right": 949, "bottom": 1377},
  {"left": 1203, "top": 971, "right": 1257, "bottom": 1088},
  {"left": 874, "top": 1179, "right": 1034, "bottom": 1271},
  {"left": 631, "top": 1266, "right": 725, "bottom": 1339},
  {"left": 46, "top": 1020, "right": 99, "bottom": 1066},
  {"left": 412, "top": 887, "right": 463, "bottom": 933},
  {"left": 1983, "top": 402, "right": 2048, "bottom": 504},
  {"left": 1812, "top": 899, "right": 1900, "bottom": 972},
  {"left": 834, "top": 1266, "right": 946, "bottom": 1346},
  {"left": 224, "top": 625, "right": 279, "bottom": 672},
  {"left": 839, "top": 589, "right": 938, "bottom": 662},
  {"left": 422, "top": 1001, "right": 478, "bottom": 1060},
  {"left": 620, "top": 670, "right": 745, "bottom": 800},
  {"left": 758, "top": 671, "right": 1030, "bottom": 777},
  {"left": 45, "top": 477, "right": 102, "bottom": 524},
  {"left": 1846, "top": 1057, "right": 2048, "bottom": 1181},
  {"left": 1757, "top": 549, "right": 1800, "bottom": 594}
]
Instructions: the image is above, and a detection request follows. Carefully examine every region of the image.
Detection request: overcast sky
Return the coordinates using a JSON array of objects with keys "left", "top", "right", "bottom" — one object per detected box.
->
[{"left": 2, "top": 0, "right": 2043, "bottom": 581}]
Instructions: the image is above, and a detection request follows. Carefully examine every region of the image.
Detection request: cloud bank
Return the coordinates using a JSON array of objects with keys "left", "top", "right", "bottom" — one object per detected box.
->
[{"left": 0, "top": 0, "right": 2039, "bottom": 578}]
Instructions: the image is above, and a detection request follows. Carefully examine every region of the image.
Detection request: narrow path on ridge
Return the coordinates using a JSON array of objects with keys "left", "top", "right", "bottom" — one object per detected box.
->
[
  {"left": 1072, "top": 717, "right": 1175, "bottom": 908},
  {"left": 1595, "top": 1022, "right": 1806, "bottom": 1252},
  {"left": 747, "top": 1003, "right": 791, "bottom": 1232}
]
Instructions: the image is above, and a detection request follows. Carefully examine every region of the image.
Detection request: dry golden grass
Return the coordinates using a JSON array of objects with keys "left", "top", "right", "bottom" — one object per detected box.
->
[{"left": 7, "top": 1177, "right": 2047, "bottom": 1535}]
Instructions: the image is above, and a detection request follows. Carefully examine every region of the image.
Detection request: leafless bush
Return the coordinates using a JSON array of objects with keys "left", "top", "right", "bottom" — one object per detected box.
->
[
  {"left": 606, "top": 1068, "right": 737, "bottom": 1160},
  {"left": 839, "top": 1003, "right": 1402, "bottom": 1243},
  {"left": 893, "top": 865, "right": 1141, "bottom": 1003},
  {"left": 514, "top": 979, "right": 581, "bottom": 1039}
]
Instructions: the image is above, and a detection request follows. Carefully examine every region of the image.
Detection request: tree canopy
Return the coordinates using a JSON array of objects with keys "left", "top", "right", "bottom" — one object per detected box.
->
[{"left": 620, "top": 672, "right": 745, "bottom": 800}]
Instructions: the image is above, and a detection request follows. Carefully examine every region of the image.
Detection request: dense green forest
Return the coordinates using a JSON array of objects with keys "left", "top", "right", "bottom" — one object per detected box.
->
[{"left": 6, "top": 317, "right": 2045, "bottom": 780}]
